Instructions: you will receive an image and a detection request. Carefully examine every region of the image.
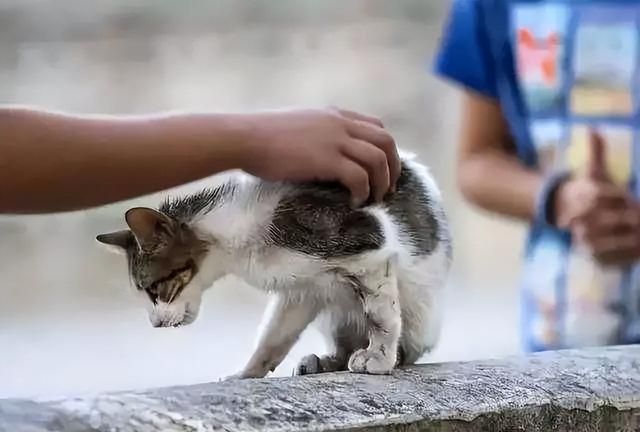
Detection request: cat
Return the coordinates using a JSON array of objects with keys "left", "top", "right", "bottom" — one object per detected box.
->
[{"left": 96, "top": 151, "right": 451, "bottom": 378}]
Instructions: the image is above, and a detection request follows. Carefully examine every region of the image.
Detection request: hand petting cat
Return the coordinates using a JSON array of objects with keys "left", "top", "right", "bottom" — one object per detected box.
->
[{"left": 0, "top": 106, "right": 398, "bottom": 213}]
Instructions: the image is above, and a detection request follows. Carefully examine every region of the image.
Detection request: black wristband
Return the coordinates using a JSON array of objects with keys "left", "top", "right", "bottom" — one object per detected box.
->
[{"left": 534, "top": 170, "right": 572, "bottom": 228}]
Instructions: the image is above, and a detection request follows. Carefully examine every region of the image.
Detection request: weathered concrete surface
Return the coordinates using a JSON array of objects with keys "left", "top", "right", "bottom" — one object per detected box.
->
[{"left": 2, "top": 345, "right": 640, "bottom": 432}]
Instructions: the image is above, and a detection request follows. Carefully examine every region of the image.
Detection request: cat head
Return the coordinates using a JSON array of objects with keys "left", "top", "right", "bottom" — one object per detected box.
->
[{"left": 96, "top": 207, "right": 212, "bottom": 328}]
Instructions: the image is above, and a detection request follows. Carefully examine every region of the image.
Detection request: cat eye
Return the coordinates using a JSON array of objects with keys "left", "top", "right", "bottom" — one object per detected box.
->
[{"left": 143, "top": 261, "right": 196, "bottom": 304}]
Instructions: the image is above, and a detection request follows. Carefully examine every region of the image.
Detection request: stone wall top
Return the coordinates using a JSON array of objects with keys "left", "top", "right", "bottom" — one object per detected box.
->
[{"left": 2, "top": 345, "right": 640, "bottom": 431}]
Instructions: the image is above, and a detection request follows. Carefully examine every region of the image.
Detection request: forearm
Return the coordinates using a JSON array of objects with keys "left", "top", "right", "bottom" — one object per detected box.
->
[
  {"left": 457, "top": 149, "right": 542, "bottom": 221},
  {"left": 0, "top": 107, "right": 252, "bottom": 213}
]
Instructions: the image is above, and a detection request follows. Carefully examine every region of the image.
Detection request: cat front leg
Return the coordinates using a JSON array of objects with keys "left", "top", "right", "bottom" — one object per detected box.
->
[
  {"left": 348, "top": 256, "right": 401, "bottom": 375},
  {"left": 232, "top": 294, "right": 319, "bottom": 379},
  {"left": 295, "top": 317, "right": 368, "bottom": 375}
]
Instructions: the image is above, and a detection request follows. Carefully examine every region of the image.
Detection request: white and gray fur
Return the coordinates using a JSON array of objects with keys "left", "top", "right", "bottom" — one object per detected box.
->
[{"left": 96, "top": 152, "right": 451, "bottom": 378}]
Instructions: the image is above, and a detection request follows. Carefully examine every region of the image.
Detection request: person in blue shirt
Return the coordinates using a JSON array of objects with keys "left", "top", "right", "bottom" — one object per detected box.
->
[{"left": 436, "top": 0, "right": 640, "bottom": 352}]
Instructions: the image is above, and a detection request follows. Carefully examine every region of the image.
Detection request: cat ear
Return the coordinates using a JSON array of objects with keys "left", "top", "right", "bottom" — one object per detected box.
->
[
  {"left": 124, "top": 207, "right": 175, "bottom": 252},
  {"left": 96, "top": 230, "right": 133, "bottom": 254}
]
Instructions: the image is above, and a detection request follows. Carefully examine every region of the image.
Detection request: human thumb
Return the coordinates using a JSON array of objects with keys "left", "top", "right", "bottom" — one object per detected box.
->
[{"left": 587, "top": 129, "right": 610, "bottom": 182}]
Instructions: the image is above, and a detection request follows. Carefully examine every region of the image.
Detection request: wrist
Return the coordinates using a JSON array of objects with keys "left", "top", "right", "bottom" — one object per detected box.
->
[
  {"left": 222, "top": 112, "right": 269, "bottom": 173},
  {"left": 186, "top": 112, "right": 261, "bottom": 172}
]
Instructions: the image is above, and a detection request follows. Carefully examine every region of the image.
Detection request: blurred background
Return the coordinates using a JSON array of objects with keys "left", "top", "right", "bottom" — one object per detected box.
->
[{"left": 0, "top": 0, "right": 526, "bottom": 399}]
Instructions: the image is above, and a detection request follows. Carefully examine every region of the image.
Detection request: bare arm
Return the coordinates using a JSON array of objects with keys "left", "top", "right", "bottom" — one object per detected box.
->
[
  {"left": 456, "top": 91, "right": 542, "bottom": 220},
  {"left": 0, "top": 108, "right": 251, "bottom": 213},
  {"left": 0, "top": 106, "right": 399, "bottom": 214}
]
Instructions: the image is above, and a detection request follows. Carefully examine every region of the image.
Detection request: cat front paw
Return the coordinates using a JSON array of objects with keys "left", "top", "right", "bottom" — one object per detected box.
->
[
  {"left": 348, "top": 348, "right": 394, "bottom": 375},
  {"left": 221, "top": 373, "right": 243, "bottom": 382},
  {"left": 221, "top": 369, "right": 267, "bottom": 381},
  {"left": 295, "top": 354, "right": 322, "bottom": 376}
]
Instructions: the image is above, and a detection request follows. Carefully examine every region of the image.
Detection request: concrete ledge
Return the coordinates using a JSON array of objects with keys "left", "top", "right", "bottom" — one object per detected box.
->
[{"left": 2, "top": 345, "right": 640, "bottom": 432}]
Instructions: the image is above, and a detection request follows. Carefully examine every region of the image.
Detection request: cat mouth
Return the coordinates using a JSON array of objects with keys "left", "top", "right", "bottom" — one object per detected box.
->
[
  {"left": 150, "top": 301, "right": 198, "bottom": 328},
  {"left": 153, "top": 314, "right": 196, "bottom": 328}
]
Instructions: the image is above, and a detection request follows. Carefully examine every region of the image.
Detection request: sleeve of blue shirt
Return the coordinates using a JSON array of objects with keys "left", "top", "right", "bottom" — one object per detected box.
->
[{"left": 434, "top": 0, "right": 498, "bottom": 99}]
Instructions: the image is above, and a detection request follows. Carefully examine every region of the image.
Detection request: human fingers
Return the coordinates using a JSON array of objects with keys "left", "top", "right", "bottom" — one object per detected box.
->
[
  {"left": 333, "top": 157, "right": 371, "bottom": 207},
  {"left": 341, "top": 138, "right": 390, "bottom": 203},
  {"left": 345, "top": 120, "right": 400, "bottom": 189}
]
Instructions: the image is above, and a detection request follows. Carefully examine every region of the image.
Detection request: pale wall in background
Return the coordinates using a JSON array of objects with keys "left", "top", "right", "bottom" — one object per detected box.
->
[{"left": 0, "top": 0, "right": 526, "bottom": 398}]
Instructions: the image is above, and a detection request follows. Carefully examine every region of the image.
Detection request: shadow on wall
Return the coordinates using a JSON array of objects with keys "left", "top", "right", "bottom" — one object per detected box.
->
[{"left": 0, "top": 0, "right": 524, "bottom": 399}]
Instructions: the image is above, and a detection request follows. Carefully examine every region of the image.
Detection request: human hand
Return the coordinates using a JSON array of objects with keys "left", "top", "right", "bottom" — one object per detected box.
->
[
  {"left": 554, "top": 130, "right": 640, "bottom": 266},
  {"left": 237, "top": 107, "right": 400, "bottom": 206},
  {"left": 573, "top": 200, "right": 640, "bottom": 266}
]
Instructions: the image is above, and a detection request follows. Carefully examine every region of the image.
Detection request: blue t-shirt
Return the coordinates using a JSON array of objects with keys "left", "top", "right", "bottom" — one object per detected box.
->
[{"left": 436, "top": 0, "right": 640, "bottom": 352}]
